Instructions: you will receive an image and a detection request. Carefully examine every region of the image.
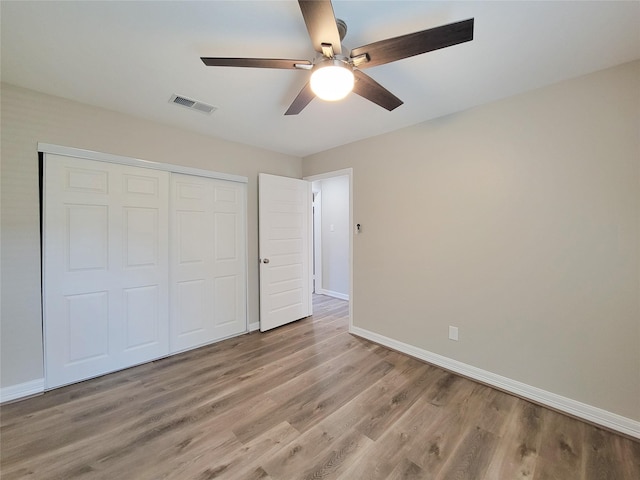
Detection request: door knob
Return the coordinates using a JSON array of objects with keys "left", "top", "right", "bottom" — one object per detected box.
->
[{"left": 262, "top": 258, "right": 270, "bottom": 264}]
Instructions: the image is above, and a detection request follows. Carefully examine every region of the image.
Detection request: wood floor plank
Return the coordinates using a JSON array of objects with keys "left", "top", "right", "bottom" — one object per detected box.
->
[
  {"left": 535, "top": 409, "right": 587, "bottom": 480},
  {"left": 386, "top": 457, "right": 427, "bottom": 480},
  {"left": 339, "top": 398, "right": 442, "bottom": 480},
  {"left": 95, "top": 427, "right": 243, "bottom": 480},
  {"left": 583, "top": 426, "right": 633, "bottom": 480},
  {"left": 231, "top": 343, "right": 384, "bottom": 443},
  {"left": 434, "top": 425, "right": 499, "bottom": 480},
  {"left": 261, "top": 424, "right": 375, "bottom": 480},
  {"left": 353, "top": 363, "right": 442, "bottom": 441},
  {"left": 403, "top": 380, "right": 488, "bottom": 475},
  {"left": 285, "top": 355, "right": 395, "bottom": 433},
  {"left": 618, "top": 435, "right": 640, "bottom": 480},
  {"left": 470, "top": 383, "right": 518, "bottom": 437},
  {"left": 164, "top": 422, "right": 299, "bottom": 480},
  {"left": 296, "top": 429, "right": 373, "bottom": 480},
  {"left": 260, "top": 421, "right": 350, "bottom": 479},
  {"left": 263, "top": 338, "right": 376, "bottom": 407},
  {"left": 483, "top": 399, "right": 546, "bottom": 479},
  {"left": 259, "top": 364, "right": 432, "bottom": 480},
  {"left": 1, "top": 295, "right": 638, "bottom": 480}
]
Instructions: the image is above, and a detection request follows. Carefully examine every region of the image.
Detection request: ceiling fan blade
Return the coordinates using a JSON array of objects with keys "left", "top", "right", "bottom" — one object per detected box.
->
[
  {"left": 201, "top": 58, "right": 312, "bottom": 69},
  {"left": 285, "top": 82, "right": 316, "bottom": 115},
  {"left": 352, "top": 70, "right": 403, "bottom": 111},
  {"left": 351, "top": 18, "right": 474, "bottom": 69},
  {"left": 298, "top": 0, "right": 342, "bottom": 55}
]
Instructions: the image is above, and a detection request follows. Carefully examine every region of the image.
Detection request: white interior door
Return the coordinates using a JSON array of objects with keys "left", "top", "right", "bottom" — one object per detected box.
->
[
  {"left": 171, "top": 174, "right": 246, "bottom": 352},
  {"left": 259, "top": 173, "right": 312, "bottom": 331},
  {"left": 43, "top": 154, "right": 169, "bottom": 388}
]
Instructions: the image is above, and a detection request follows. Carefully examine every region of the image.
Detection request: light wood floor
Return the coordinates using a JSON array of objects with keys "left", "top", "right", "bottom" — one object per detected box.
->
[{"left": 1, "top": 295, "right": 638, "bottom": 479}]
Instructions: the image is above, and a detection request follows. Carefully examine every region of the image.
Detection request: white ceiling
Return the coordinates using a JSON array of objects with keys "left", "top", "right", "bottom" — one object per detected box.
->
[{"left": 2, "top": 1, "right": 639, "bottom": 158}]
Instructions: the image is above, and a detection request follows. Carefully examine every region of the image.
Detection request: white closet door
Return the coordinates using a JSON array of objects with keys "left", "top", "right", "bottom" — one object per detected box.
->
[
  {"left": 43, "top": 155, "right": 169, "bottom": 389},
  {"left": 170, "top": 174, "right": 246, "bottom": 353}
]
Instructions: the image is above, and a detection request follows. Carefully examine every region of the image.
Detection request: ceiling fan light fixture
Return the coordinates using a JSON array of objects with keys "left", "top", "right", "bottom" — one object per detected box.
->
[{"left": 310, "top": 59, "right": 354, "bottom": 101}]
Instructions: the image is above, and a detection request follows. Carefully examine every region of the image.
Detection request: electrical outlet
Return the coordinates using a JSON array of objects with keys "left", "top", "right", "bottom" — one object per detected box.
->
[{"left": 449, "top": 326, "right": 459, "bottom": 341}]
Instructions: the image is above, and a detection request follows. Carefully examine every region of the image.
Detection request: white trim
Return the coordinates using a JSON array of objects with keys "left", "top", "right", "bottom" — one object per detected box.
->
[
  {"left": 348, "top": 171, "right": 353, "bottom": 332},
  {"left": 0, "top": 378, "right": 45, "bottom": 404},
  {"left": 312, "top": 190, "right": 323, "bottom": 294},
  {"left": 305, "top": 168, "right": 353, "bottom": 182},
  {"left": 316, "top": 288, "right": 349, "bottom": 301},
  {"left": 350, "top": 325, "right": 640, "bottom": 440},
  {"left": 243, "top": 186, "right": 251, "bottom": 335},
  {"left": 306, "top": 182, "right": 314, "bottom": 317},
  {"left": 38, "top": 143, "right": 248, "bottom": 183},
  {"left": 249, "top": 322, "right": 260, "bottom": 332}
]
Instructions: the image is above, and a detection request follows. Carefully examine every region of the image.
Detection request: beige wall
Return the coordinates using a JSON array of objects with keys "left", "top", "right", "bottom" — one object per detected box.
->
[
  {"left": 0, "top": 83, "right": 302, "bottom": 388},
  {"left": 303, "top": 61, "right": 640, "bottom": 421}
]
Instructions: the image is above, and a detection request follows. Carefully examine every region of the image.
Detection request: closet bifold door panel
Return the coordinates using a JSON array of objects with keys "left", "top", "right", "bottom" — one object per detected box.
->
[
  {"left": 170, "top": 173, "right": 247, "bottom": 353},
  {"left": 43, "top": 154, "right": 170, "bottom": 389}
]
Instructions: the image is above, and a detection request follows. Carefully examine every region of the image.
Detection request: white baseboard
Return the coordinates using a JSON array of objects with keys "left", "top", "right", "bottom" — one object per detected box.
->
[
  {"left": 249, "top": 321, "right": 260, "bottom": 332},
  {"left": 0, "top": 378, "right": 45, "bottom": 404},
  {"left": 316, "top": 288, "right": 349, "bottom": 301},
  {"left": 350, "top": 326, "right": 640, "bottom": 440}
]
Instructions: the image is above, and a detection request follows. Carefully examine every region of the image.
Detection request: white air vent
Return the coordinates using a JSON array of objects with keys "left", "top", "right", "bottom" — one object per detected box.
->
[{"left": 169, "top": 94, "right": 217, "bottom": 115}]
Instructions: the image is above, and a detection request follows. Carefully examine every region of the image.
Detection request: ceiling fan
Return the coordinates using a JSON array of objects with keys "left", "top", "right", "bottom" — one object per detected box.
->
[{"left": 201, "top": 0, "right": 474, "bottom": 115}]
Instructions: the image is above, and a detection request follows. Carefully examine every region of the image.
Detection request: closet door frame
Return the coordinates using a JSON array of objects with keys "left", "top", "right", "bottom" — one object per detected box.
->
[
  {"left": 40, "top": 143, "right": 248, "bottom": 389},
  {"left": 39, "top": 143, "right": 248, "bottom": 183}
]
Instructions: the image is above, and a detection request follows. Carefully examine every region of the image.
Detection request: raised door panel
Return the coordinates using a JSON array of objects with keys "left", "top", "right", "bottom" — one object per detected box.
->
[
  {"left": 67, "top": 205, "right": 109, "bottom": 271},
  {"left": 176, "top": 210, "right": 207, "bottom": 265},
  {"left": 123, "top": 285, "right": 161, "bottom": 351},
  {"left": 175, "top": 279, "right": 207, "bottom": 336},
  {"left": 123, "top": 207, "right": 159, "bottom": 268},
  {"left": 64, "top": 292, "right": 110, "bottom": 365}
]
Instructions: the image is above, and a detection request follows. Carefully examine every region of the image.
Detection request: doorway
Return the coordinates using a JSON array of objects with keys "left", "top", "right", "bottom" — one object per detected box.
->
[
  {"left": 305, "top": 169, "right": 352, "bottom": 328},
  {"left": 257, "top": 170, "right": 352, "bottom": 332}
]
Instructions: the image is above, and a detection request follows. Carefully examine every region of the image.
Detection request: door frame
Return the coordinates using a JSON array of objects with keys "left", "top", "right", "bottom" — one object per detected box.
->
[
  {"left": 303, "top": 168, "right": 353, "bottom": 331},
  {"left": 312, "top": 189, "right": 322, "bottom": 293}
]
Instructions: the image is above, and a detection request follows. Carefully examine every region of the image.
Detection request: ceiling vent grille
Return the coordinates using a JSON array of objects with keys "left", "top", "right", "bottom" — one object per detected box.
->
[{"left": 169, "top": 94, "right": 217, "bottom": 114}]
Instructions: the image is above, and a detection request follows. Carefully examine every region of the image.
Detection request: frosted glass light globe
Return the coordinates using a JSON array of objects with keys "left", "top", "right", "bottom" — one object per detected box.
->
[{"left": 310, "top": 61, "right": 354, "bottom": 101}]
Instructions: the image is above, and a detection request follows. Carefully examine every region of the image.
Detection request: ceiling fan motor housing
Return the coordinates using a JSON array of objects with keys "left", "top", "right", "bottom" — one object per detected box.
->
[{"left": 336, "top": 18, "right": 347, "bottom": 41}]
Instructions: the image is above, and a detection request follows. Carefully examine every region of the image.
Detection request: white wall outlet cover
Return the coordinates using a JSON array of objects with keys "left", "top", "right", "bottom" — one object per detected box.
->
[{"left": 449, "top": 326, "right": 459, "bottom": 341}]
